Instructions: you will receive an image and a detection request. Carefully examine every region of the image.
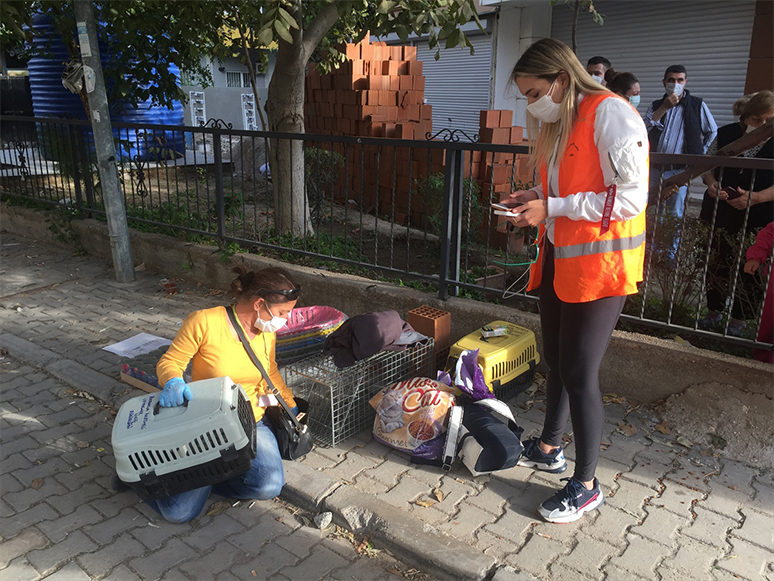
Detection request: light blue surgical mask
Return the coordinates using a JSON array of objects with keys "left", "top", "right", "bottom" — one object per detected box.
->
[{"left": 628, "top": 95, "right": 640, "bottom": 108}]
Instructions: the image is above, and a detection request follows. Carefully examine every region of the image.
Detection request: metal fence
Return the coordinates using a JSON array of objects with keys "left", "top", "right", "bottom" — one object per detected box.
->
[{"left": 0, "top": 114, "right": 771, "bottom": 356}]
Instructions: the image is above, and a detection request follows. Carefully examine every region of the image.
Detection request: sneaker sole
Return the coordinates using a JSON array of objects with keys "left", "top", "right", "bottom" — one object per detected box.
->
[
  {"left": 538, "top": 491, "right": 605, "bottom": 524},
  {"left": 516, "top": 458, "right": 568, "bottom": 474}
]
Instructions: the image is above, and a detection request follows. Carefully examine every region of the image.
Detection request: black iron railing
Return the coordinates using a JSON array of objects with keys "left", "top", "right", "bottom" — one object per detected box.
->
[{"left": 1, "top": 114, "right": 771, "bottom": 356}]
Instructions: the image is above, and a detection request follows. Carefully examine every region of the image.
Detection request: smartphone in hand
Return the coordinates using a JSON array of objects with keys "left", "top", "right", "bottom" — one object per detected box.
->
[
  {"left": 492, "top": 199, "right": 524, "bottom": 209},
  {"left": 491, "top": 200, "right": 524, "bottom": 214},
  {"left": 724, "top": 186, "right": 742, "bottom": 200}
]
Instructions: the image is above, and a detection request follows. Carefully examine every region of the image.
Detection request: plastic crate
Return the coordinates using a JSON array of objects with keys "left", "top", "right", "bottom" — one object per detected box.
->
[
  {"left": 283, "top": 339, "right": 434, "bottom": 447},
  {"left": 111, "top": 377, "right": 256, "bottom": 500},
  {"left": 445, "top": 321, "right": 539, "bottom": 401}
]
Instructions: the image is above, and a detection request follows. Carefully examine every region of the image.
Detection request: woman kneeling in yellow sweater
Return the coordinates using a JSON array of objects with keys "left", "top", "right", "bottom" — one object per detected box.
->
[{"left": 141, "top": 265, "right": 299, "bottom": 523}]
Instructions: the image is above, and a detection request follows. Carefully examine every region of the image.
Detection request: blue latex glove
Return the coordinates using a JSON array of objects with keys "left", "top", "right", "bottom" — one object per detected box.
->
[{"left": 158, "top": 377, "right": 192, "bottom": 407}]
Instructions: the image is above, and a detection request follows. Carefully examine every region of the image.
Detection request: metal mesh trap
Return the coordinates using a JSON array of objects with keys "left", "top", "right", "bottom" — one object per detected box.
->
[{"left": 282, "top": 339, "right": 434, "bottom": 447}]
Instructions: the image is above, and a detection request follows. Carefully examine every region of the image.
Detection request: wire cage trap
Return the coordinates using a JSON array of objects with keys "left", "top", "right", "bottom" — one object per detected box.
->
[{"left": 282, "top": 339, "right": 435, "bottom": 447}]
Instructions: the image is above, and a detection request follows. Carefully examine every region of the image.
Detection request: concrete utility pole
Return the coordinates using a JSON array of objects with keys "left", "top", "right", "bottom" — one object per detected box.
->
[{"left": 73, "top": 0, "right": 135, "bottom": 282}]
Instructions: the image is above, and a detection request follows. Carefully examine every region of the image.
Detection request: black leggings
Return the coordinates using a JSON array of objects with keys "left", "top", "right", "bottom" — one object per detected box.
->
[{"left": 538, "top": 242, "right": 626, "bottom": 482}]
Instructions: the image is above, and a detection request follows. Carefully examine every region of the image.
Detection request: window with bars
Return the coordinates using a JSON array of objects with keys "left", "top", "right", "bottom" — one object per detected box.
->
[{"left": 226, "top": 71, "right": 252, "bottom": 88}]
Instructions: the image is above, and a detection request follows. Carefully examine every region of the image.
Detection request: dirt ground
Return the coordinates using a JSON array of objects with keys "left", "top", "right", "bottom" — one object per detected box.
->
[{"left": 660, "top": 381, "right": 774, "bottom": 467}]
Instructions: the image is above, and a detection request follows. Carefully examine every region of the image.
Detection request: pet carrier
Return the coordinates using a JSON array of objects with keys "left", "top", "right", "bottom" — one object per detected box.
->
[
  {"left": 445, "top": 321, "right": 539, "bottom": 400},
  {"left": 111, "top": 376, "right": 256, "bottom": 500},
  {"left": 283, "top": 339, "right": 434, "bottom": 447}
]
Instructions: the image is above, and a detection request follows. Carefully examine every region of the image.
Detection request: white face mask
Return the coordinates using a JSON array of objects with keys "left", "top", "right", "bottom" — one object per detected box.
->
[
  {"left": 665, "top": 82, "right": 684, "bottom": 97},
  {"left": 628, "top": 95, "right": 640, "bottom": 108},
  {"left": 526, "top": 79, "right": 562, "bottom": 123},
  {"left": 746, "top": 123, "right": 757, "bottom": 133},
  {"left": 591, "top": 74, "right": 604, "bottom": 84},
  {"left": 254, "top": 304, "right": 287, "bottom": 333}
]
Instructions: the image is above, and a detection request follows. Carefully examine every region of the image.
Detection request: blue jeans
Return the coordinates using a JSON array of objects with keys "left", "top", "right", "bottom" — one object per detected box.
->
[
  {"left": 145, "top": 419, "right": 284, "bottom": 523},
  {"left": 651, "top": 167, "right": 687, "bottom": 218}
]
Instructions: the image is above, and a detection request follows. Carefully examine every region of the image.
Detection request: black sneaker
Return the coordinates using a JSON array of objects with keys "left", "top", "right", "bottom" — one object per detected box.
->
[
  {"left": 538, "top": 477, "right": 604, "bottom": 524},
  {"left": 517, "top": 437, "right": 567, "bottom": 473}
]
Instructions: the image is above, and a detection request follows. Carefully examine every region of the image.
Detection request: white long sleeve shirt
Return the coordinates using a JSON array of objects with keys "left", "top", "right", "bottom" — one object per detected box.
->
[{"left": 532, "top": 96, "right": 649, "bottom": 243}]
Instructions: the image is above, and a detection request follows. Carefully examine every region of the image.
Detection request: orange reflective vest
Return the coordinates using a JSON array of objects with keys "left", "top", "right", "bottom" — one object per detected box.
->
[{"left": 527, "top": 93, "right": 646, "bottom": 303}]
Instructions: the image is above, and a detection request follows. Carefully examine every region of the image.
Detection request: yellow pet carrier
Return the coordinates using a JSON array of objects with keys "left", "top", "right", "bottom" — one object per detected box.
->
[{"left": 445, "top": 321, "right": 539, "bottom": 400}]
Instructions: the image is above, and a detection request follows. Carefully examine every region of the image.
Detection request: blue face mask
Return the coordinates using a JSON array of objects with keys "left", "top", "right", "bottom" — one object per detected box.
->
[{"left": 628, "top": 95, "right": 640, "bottom": 108}]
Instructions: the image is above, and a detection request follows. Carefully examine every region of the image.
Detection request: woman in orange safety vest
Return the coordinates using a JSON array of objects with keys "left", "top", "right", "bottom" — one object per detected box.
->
[{"left": 500, "top": 39, "right": 648, "bottom": 524}]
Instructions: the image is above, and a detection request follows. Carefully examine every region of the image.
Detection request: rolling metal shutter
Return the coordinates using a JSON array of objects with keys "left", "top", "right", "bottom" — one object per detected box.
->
[
  {"left": 415, "top": 33, "right": 493, "bottom": 138},
  {"left": 551, "top": 0, "right": 755, "bottom": 127}
]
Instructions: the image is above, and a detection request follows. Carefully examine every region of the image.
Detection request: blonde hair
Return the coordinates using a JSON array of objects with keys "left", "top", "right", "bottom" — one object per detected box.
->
[
  {"left": 740, "top": 90, "right": 774, "bottom": 125},
  {"left": 511, "top": 38, "right": 611, "bottom": 170}
]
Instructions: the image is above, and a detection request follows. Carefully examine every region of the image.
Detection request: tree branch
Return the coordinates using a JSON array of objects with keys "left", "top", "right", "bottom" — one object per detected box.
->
[{"left": 301, "top": 1, "right": 341, "bottom": 63}]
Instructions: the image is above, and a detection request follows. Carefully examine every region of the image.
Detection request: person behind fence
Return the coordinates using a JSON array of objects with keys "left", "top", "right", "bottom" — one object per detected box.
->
[
  {"left": 745, "top": 221, "right": 774, "bottom": 363},
  {"left": 605, "top": 69, "right": 641, "bottom": 110},
  {"left": 500, "top": 38, "right": 648, "bottom": 523},
  {"left": 113, "top": 266, "right": 300, "bottom": 523},
  {"left": 699, "top": 90, "right": 774, "bottom": 336},
  {"left": 644, "top": 65, "right": 717, "bottom": 216},
  {"left": 586, "top": 56, "right": 611, "bottom": 85}
]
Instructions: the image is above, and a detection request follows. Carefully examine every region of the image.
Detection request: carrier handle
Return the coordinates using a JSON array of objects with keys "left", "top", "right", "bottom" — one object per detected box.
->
[{"left": 153, "top": 399, "right": 189, "bottom": 415}]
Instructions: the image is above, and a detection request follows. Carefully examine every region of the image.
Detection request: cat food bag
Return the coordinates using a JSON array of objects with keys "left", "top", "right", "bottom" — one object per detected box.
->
[{"left": 369, "top": 377, "right": 456, "bottom": 454}]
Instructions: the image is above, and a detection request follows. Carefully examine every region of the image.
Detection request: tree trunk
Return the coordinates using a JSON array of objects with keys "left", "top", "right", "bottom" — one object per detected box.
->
[
  {"left": 264, "top": 0, "right": 340, "bottom": 237},
  {"left": 266, "top": 2, "right": 310, "bottom": 237},
  {"left": 571, "top": 0, "right": 580, "bottom": 53}
]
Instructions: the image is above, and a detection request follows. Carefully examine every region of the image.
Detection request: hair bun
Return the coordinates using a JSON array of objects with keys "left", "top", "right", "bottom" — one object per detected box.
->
[{"left": 603, "top": 68, "right": 618, "bottom": 84}]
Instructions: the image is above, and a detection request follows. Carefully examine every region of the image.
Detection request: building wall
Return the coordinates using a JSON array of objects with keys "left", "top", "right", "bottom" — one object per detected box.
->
[
  {"left": 181, "top": 55, "right": 275, "bottom": 130},
  {"left": 550, "top": 0, "right": 755, "bottom": 127},
  {"left": 745, "top": 0, "right": 773, "bottom": 94}
]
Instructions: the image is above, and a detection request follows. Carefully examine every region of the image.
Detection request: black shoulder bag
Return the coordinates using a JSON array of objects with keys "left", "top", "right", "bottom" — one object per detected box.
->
[{"left": 227, "top": 307, "right": 313, "bottom": 460}]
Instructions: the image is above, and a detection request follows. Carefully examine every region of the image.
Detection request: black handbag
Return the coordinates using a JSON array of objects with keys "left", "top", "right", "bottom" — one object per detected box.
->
[{"left": 227, "top": 307, "right": 314, "bottom": 460}]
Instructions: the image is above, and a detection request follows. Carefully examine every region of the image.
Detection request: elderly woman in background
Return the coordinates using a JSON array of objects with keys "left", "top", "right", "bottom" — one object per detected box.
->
[{"left": 699, "top": 90, "right": 774, "bottom": 335}]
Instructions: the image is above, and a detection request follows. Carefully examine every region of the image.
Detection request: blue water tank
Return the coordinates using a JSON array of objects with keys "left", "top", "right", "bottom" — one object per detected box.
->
[{"left": 26, "top": 13, "right": 185, "bottom": 161}]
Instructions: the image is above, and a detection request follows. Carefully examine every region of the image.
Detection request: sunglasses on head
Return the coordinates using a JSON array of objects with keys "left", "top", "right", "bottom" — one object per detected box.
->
[{"left": 257, "top": 287, "right": 301, "bottom": 301}]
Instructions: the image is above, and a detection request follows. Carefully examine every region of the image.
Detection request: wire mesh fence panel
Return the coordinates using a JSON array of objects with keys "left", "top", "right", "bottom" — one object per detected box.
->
[{"left": 282, "top": 339, "right": 434, "bottom": 447}]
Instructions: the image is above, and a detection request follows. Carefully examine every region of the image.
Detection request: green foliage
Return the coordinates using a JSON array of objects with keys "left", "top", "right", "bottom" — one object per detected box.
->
[
  {"left": 305, "top": 147, "right": 344, "bottom": 226},
  {"left": 196, "top": 167, "right": 207, "bottom": 184},
  {"left": 311, "top": 0, "right": 482, "bottom": 72},
  {"left": 218, "top": 190, "right": 245, "bottom": 221},
  {"left": 125, "top": 198, "right": 209, "bottom": 242},
  {"left": 415, "top": 172, "right": 484, "bottom": 243},
  {"left": 644, "top": 212, "right": 709, "bottom": 314},
  {"left": 624, "top": 215, "right": 762, "bottom": 336},
  {"left": 45, "top": 203, "right": 84, "bottom": 253}
]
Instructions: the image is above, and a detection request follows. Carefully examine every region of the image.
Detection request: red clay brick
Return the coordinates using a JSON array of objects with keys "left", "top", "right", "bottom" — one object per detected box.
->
[
  {"left": 479, "top": 127, "right": 509, "bottom": 143},
  {"left": 480, "top": 110, "right": 499, "bottom": 129},
  {"left": 407, "top": 60, "right": 423, "bottom": 75},
  {"left": 345, "top": 43, "right": 359, "bottom": 60}
]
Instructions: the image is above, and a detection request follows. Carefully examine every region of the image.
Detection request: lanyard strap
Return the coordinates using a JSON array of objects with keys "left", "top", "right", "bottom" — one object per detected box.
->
[{"left": 226, "top": 306, "right": 302, "bottom": 430}]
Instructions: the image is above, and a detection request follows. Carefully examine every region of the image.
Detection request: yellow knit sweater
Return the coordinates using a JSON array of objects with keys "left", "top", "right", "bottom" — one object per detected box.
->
[{"left": 156, "top": 306, "right": 296, "bottom": 422}]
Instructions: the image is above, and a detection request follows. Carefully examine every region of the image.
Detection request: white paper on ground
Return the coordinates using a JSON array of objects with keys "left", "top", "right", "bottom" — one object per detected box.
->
[{"left": 102, "top": 332, "right": 172, "bottom": 358}]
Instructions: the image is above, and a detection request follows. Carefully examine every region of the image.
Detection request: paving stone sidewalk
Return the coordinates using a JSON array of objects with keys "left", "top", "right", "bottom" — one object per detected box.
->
[{"left": 1, "top": 234, "right": 773, "bottom": 581}]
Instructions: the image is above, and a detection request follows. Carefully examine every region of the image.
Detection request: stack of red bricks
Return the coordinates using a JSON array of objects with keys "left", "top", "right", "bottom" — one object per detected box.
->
[
  {"left": 304, "top": 33, "right": 433, "bottom": 140},
  {"left": 469, "top": 109, "right": 529, "bottom": 196}
]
